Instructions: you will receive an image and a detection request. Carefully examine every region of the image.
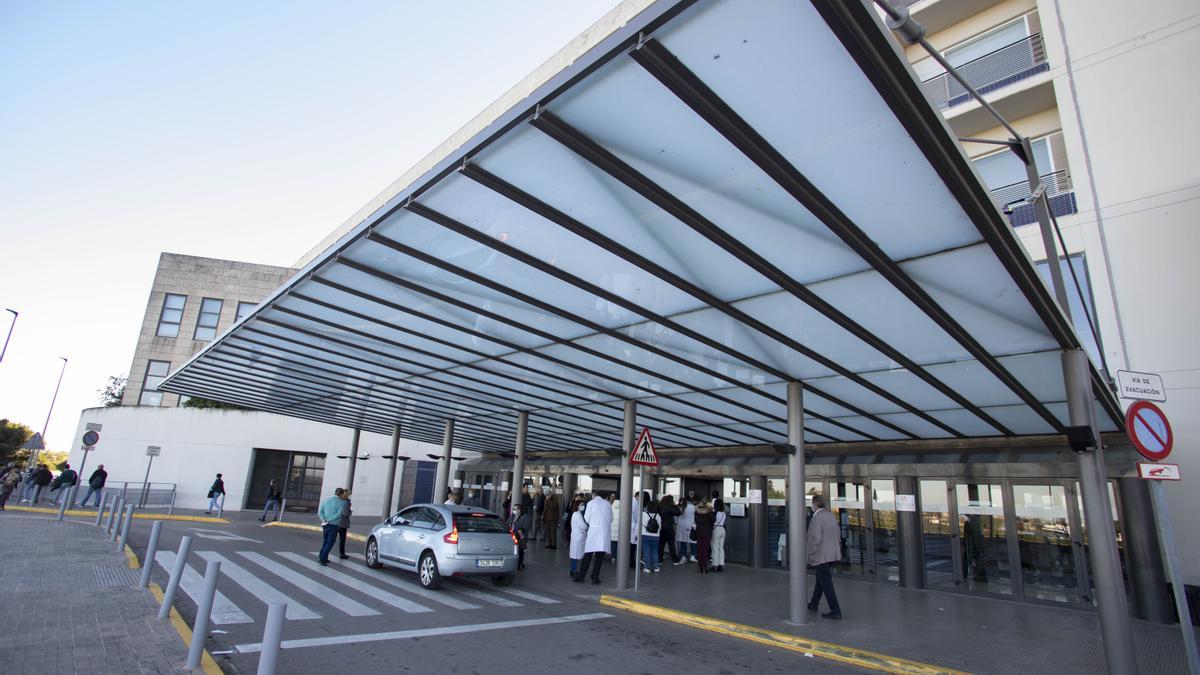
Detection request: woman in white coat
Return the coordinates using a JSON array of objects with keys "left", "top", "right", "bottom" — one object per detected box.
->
[
  {"left": 675, "top": 496, "right": 697, "bottom": 563},
  {"left": 574, "top": 492, "right": 613, "bottom": 584},
  {"left": 609, "top": 494, "right": 621, "bottom": 562},
  {"left": 569, "top": 499, "right": 588, "bottom": 578}
]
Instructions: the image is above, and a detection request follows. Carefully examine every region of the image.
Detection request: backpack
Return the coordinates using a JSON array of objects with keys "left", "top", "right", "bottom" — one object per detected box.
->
[{"left": 646, "top": 514, "right": 660, "bottom": 534}]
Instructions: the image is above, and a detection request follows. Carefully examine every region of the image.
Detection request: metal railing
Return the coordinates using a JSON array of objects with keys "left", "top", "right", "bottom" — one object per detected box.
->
[
  {"left": 79, "top": 481, "right": 178, "bottom": 513},
  {"left": 921, "top": 33, "right": 1048, "bottom": 110},
  {"left": 989, "top": 169, "right": 1078, "bottom": 227}
]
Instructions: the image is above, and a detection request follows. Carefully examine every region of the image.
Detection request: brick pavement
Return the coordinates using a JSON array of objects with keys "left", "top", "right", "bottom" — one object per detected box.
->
[{"left": 0, "top": 515, "right": 192, "bottom": 675}]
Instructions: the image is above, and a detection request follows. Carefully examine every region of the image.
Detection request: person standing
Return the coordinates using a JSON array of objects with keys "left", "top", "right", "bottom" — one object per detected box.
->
[
  {"left": 711, "top": 498, "right": 728, "bottom": 572},
  {"left": 337, "top": 491, "right": 353, "bottom": 560},
  {"left": 532, "top": 486, "right": 545, "bottom": 541},
  {"left": 30, "top": 464, "right": 52, "bottom": 504},
  {"left": 51, "top": 463, "right": 77, "bottom": 505},
  {"left": 509, "top": 504, "right": 530, "bottom": 570},
  {"left": 317, "top": 488, "right": 347, "bottom": 566},
  {"left": 205, "top": 473, "right": 225, "bottom": 514},
  {"left": 657, "top": 495, "right": 681, "bottom": 565},
  {"left": 574, "top": 492, "right": 612, "bottom": 584},
  {"left": 259, "top": 480, "right": 282, "bottom": 522},
  {"left": 675, "top": 495, "right": 696, "bottom": 564},
  {"left": 19, "top": 466, "right": 37, "bottom": 503},
  {"left": 541, "top": 487, "right": 561, "bottom": 549},
  {"left": 807, "top": 494, "right": 843, "bottom": 619},
  {"left": 568, "top": 499, "right": 587, "bottom": 577},
  {"left": 694, "top": 499, "right": 716, "bottom": 574},
  {"left": 608, "top": 493, "right": 621, "bottom": 562},
  {"left": 0, "top": 466, "right": 22, "bottom": 510},
  {"left": 78, "top": 464, "right": 107, "bottom": 507},
  {"left": 641, "top": 501, "right": 662, "bottom": 573}
]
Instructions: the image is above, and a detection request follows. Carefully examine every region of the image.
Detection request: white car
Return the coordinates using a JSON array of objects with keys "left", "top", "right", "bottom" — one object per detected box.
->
[{"left": 365, "top": 504, "right": 518, "bottom": 589}]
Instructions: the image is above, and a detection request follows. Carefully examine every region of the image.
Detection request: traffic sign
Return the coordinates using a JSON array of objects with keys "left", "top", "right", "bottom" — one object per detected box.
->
[
  {"left": 146, "top": 445, "right": 162, "bottom": 457},
  {"left": 1138, "top": 463, "right": 1181, "bottom": 481},
  {"left": 1125, "top": 400, "right": 1173, "bottom": 461},
  {"left": 1117, "top": 370, "right": 1166, "bottom": 402},
  {"left": 82, "top": 430, "right": 100, "bottom": 446},
  {"left": 85, "top": 422, "right": 103, "bottom": 432},
  {"left": 629, "top": 427, "right": 659, "bottom": 466}
]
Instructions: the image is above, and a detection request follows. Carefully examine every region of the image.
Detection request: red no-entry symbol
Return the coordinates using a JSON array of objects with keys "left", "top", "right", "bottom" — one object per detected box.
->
[{"left": 1125, "top": 400, "right": 1173, "bottom": 461}]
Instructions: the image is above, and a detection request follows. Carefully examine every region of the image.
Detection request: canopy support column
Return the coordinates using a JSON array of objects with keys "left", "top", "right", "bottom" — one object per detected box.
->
[
  {"left": 344, "top": 428, "right": 361, "bottom": 492},
  {"left": 787, "top": 381, "right": 807, "bottom": 625},
  {"left": 1065, "top": 349, "right": 1138, "bottom": 672},
  {"left": 562, "top": 473, "right": 577, "bottom": 505},
  {"left": 896, "top": 475, "right": 923, "bottom": 588},
  {"left": 383, "top": 424, "right": 400, "bottom": 519},
  {"left": 616, "top": 400, "right": 636, "bottom": 591},
  {"left": 749, "top": 475, "right": 768, "bottom": 569},
  {"left": 433, "top": 420, "right": 454, "bottom": 504},
  {"left": 1118, "top": 477, "right": 1172, "bottom": 623},
  {"left": 511, "top": 411, "right": 529, "bottom": 517}
]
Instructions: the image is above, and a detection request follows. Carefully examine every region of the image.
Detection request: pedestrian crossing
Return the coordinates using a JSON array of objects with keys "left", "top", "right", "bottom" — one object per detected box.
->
[{"left": 154, "top": 548, "right": 560, "bottom": 626}]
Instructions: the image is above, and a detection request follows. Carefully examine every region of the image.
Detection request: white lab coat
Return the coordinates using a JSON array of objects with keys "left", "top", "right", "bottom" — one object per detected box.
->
[
  {"left": 610, "top": 501, "right": 621, "bottom": 542},
  {"left": 570, "top": 510, "right": 588, "bottom": 560},
  {"left": 583, "top": 496, "right": 613, "bottom": 554},
  {"left": 676, "top": 502, "right": 696, "bottom": 543}
]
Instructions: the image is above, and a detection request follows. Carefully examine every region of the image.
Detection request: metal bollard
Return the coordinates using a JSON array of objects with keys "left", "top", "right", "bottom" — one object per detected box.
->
[
  {"left": 107, "top": 497, "right": 124, "bottom": 535},
  {"left": 109, "top": 499, "right": 125, "bottom": 541},
  {"left": 56, "top": 491, "right": 70, "bottom": 521},
  {"left": 139, "top": 521, "right": 164, "bottom": 589},
  {"left": 116, "top": 504, "right": 135, "bottom": 553},
  {"left": 168, "top": 490, "right": 176, "bottom": 517},
  {"left": 217, "top": 493, "right": 225, "bottom": 519},
  {"left": 257, "top": 602, "right": 287, "bottom": 675},
  {"left": 95, "top": 493, "right": 109, "bottom": 527},
  {"left": 187, "top": 559, "right": 221, "bottom": 669},
  {"left": 277, "top": 499, "right": 287, "bottom": 523},
  {"left": 158, "top": 535, "right": 193, "bottom": 619}
]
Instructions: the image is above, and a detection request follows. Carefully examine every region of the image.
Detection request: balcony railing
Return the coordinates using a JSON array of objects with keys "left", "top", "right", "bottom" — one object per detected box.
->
[
  {"left": 989, "top": 169, "right": 1077, "bottom": 227},
  {"left": 921, "top": 33, "right": 1049, "bottom": 110}
]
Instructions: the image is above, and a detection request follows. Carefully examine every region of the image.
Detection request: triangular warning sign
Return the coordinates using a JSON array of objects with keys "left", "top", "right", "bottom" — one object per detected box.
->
[{"left": 629, "top": 427, "right": 659, "bottom": 466}]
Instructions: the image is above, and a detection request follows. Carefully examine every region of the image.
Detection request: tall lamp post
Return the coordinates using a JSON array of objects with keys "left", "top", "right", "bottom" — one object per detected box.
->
[
  {"left": 36, "top": 356, "right": 68, "bottom": 465},
  {"left": 0, "top": 309, "right": 17, "bottom": 363}
]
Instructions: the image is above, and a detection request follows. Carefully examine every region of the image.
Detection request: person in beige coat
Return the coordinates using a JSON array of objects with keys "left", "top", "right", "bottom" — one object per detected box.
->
[{"left": 806, "top": 494, "right": 843, "bottom": 619}]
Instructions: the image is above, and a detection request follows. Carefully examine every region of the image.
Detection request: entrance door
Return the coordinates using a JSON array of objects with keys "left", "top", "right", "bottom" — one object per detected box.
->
[
  {"left": 920, "top": 479, "right": 1013, "bottom": 596},
  {"left": 1013, "top": 483, "right": 1081, "bottom": 603},
  {"left": 828, "top": 481, "right": 871, "bottom": 578}
]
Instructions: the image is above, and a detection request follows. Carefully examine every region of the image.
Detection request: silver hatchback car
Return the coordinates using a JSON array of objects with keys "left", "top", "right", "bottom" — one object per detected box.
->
[{"left": 365, "top": 504, "right": 518, "bottom": 589}]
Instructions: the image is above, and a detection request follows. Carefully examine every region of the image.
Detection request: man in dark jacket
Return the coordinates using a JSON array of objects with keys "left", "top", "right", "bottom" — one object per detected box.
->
[
  {"left": 205, "top": 473, "right": 225, "bottom": 514},
  {"left": 259, "top": 479, "right": 282, "bottom": 522},
  {"left": 51, "top": 463, "right": 78, "bottom": 505},
  {"left": 78, "top": 464, "right": 107, "bottom": 508},
  {"left": 30, "top": 464, "right": 52, "bottom": 504}
]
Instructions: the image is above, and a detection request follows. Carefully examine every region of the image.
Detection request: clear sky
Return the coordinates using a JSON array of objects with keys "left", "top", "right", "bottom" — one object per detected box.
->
[{"left": 0, "top": 0, "right": 622, "bottom": 453}]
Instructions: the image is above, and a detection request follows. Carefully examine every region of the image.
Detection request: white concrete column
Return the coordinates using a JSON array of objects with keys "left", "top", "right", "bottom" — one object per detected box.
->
[{"left": 787, "top": 381, "right": 807, "bottom": 625}]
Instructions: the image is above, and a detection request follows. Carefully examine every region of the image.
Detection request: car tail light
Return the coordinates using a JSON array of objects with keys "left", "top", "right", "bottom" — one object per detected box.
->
[
  {"left": 509, "top": 528, "right": 519, "bottom": 545},
  {"left": 444, "top": 523, "right": 459, "bottom": 544}
]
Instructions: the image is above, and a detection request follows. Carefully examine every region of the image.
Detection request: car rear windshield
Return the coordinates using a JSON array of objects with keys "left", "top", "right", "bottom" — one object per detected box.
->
[{"left": 454, "top": 514, "right": 508, "bottom": 533}]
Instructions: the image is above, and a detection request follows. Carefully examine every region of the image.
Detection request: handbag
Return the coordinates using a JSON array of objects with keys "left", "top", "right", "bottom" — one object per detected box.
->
[
  {"left": 207, "top": 489, "right": 215, "bottom": 498},
  {"left": 688, "top": 526, "right": 697, "bottom": 542}
]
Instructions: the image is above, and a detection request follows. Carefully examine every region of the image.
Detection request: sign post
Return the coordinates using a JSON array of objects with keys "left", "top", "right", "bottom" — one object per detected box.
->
[
  {"left": 76, "top": 429, "right": 101, "bottom": 484},
  {"left": 629, "top": 428, "right": 659, "bottom": 592},
  {"left": 139, "top": 445, "right": 161, "bottom": 509}
]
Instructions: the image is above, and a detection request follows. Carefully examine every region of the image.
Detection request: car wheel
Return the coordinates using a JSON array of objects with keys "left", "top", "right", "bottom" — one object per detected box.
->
[
  {"left": 492, "top": 573, "right": 515, "bottom": 587},
  {"left": 365, "top": 538, "right": 382, "bottom": 569},
  {"left": 418, "top": 551, "right": 442, "bottom": 589}
]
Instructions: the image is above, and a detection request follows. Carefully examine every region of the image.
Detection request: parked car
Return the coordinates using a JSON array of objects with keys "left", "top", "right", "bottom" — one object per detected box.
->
[{"left": 365, "top": 503, "right": 518, "bottom": 589}]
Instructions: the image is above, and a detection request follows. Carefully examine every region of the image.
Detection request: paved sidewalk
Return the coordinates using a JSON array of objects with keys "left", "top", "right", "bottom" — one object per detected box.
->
[{"left": 0, "top": 515, "right": 191, "bottom": 674}]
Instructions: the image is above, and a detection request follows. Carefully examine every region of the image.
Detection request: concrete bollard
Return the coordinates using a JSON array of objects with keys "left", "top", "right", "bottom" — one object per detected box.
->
[
  {"left": 95, "top": 493, "right": 109, "bottom": 527},
  {"left": 109, "top": 499, "right": 126, "bottom": 542},
  {"left": 56, "top": 490, "right": 71, "bottom": 521},
  {"left": 158, "top": 535, "right": 193, "bottom": 620},
  {"left": 187, "top": 559, "right": 221, "bottom": 669},
  {"left": 277, "top": 499, "right": 287, "bottom": 523},
  {"left": 257, "top": 602, "right": 287, "bottom": 675},
  {"left": 107, "top": 497, "right": 124, "bottom": 536},
  {"left": 116, "top": 504, "right": 135, "bottom": 553},
  {"left": 139, "top": 521, "right": 164, "bottom": 589}
]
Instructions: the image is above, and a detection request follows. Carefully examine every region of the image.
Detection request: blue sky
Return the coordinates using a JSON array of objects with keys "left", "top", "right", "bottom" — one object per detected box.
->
[{"left": 0, "top": 0, "right": 622, "bottom": 451}]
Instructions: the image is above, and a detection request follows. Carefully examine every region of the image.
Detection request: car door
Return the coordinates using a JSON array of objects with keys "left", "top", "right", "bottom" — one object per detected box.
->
[
  {"left": 389, "top": 507, "right": 423, "bottom": 566},
  {"left": 401, "top": 507, "right": 442, "bottom": 565}
]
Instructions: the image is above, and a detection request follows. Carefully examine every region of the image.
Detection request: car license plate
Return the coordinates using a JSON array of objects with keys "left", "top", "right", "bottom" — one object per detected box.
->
[{"left": 476, "top": 559, "right": 503, "bottom": 568}]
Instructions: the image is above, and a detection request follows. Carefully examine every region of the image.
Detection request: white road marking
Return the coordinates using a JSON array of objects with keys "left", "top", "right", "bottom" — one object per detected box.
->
[
  {"left": 189, "top": 528, "right": 262, "bottom": 543},
  {"left": 196, "top": 551, "right": 321, "bottom": 620},
  {"left": 443, "top": 582, "right": 522, "bottom": 608},
  {"left": 235, "top": 613, "right": 612, "bottom": 652},
  {"left": 155, "top": 552, "right": 253, "bottom": 625},
  {"left": 459, "top": 579, "right": 560, "bottom": 605},
  {"left": 237, "top": 552, "right": 380, "bottom": 617},
  {"left": 330, "top": 557, "right": 481, "bottom": 610},
  {"left": 276, "top": 552, "right": 433, "bottom": 614}
]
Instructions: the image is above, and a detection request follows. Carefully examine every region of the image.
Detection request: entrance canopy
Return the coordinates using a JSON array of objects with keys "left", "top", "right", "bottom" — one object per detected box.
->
[{"left": 160, "top": 0, "right": 1121, "bottom": 455}]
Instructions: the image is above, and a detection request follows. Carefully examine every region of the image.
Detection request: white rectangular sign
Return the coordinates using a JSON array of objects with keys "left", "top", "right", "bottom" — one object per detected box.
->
[
  {"left": 146, "top": 445, "right": 161, "bottom": 457},
  {"left": 81, "top": 444, "right": 95, "bottom": 452},
  {"left": 1138, "top": 463, "right": 1180, "bottom": 481},
  {"left": 747, "top": 489, "right": 763, "bottom": 503},
  {"left": 85, "top": 422, "right": 103, "bottom": 432},
  {"left": 1117, "top": 370, "right": 1166, "bottom": 402},
  {"left": 896, "top": 494, "right": 917, "bottom": 512}
]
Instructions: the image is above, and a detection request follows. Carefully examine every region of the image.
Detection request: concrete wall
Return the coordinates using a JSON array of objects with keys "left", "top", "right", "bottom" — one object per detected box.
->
[{"left": 68, "top": 406, "right": 471, "bottom": 520}]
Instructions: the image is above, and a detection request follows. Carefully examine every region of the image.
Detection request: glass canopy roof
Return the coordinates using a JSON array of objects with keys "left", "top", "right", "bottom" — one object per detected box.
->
[{"left": 160, "top": 0, "right": 1122, "bottom": 455}]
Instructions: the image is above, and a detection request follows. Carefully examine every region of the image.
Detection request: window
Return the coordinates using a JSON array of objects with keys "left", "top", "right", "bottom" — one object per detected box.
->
[
  {"left": 193, "top": 298, "right": 223, "bottom": 341},
  {"left": 945, "top": 17, "right": 1029, "bottom": 68},
  {"left": 139, "top": 360, "right": 171, "bottom": 406},
  {"left": 155, "top": 294, "right": 186, "bottom": 337},
  {"left": 235, "top": 301, "right": 257, "bottom": 322}
]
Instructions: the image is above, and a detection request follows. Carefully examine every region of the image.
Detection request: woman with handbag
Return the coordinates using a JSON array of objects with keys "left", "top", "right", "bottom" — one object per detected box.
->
[
  {"left": 693, "top": 499, "right": 716, "bottom": 574},
  {"left": 674, "top": 495, "right": 696, "bottom": 564},
  {"left": 711, "top": 498, "right": 727, "bottom": 572}
]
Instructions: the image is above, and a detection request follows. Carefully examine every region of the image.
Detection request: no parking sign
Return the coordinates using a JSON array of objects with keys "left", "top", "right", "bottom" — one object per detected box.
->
[{"left": 1125, "top": 400, "right": 1173, "bottom": 461}]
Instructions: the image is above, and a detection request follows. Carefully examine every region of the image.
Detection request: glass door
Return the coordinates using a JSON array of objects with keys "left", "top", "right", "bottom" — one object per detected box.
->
[
  {"left": 920, "top": 479, "right": 957, "bottom": 590},
  {"left": 829, "top": 481, "right": 870, "bottom": 577},
  {"left": 871, "top": 479, "right": 899, "bottom": 584},
  {"left": 1013, "top": 484, "right": 1080, "bottom": 603},
  {"left": 956, "top": 482, "right": 1012, "bottom": 596}
]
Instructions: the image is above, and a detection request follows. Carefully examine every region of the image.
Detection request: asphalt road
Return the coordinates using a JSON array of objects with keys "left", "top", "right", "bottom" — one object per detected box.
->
[{"left": 103, "top": 512, "right": 861, "bottom": 674}]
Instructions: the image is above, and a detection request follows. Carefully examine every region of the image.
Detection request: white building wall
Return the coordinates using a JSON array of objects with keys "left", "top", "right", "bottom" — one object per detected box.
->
[{"left": 68, "top": 406, "right": 468, "bottom": 521}]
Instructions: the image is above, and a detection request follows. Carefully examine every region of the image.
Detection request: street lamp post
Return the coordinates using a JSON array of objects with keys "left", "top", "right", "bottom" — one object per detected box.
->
[
  {"left": 0, "top": 309, "right": 17, "bottom": 363},
  {"left": 36, "top": 357, "right": 68, "bottom": 465}
]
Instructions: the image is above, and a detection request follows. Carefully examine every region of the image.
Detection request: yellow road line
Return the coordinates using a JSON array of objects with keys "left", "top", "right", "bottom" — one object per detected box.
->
[
  {"left": 264, "top": 520, "right": 368, "bottom": 542},
  {"left": 6, "top": 505, "right": 227, "bottom": 523},
  {"left": 148, "top": 583, "right": 223, "bottom": 675},
  {"left": 598, "top": 595, "right": 970, "bottom": 675}
]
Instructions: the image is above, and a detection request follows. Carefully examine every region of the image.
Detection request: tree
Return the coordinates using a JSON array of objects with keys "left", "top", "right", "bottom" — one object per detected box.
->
[
  {"left": 0, "top": 419, "right": 33, "bottom": 465},
  {"left": 182, "top": 396, "right": 250, "bottom": 411},
  {"left": 99, "top": 375, "right": 126, "bottom": 407}
]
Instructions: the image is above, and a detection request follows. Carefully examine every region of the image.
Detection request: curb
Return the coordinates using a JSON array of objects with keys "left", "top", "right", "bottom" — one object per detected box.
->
[
  {"left": 598, "top": 595, "right": 970, "bottom": 675},
  {"left": 264, "top": 520, "right": 368, "bottom": 542},
  {"left": 6, "top": 505, "right": 228, "bottom": 524}
]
